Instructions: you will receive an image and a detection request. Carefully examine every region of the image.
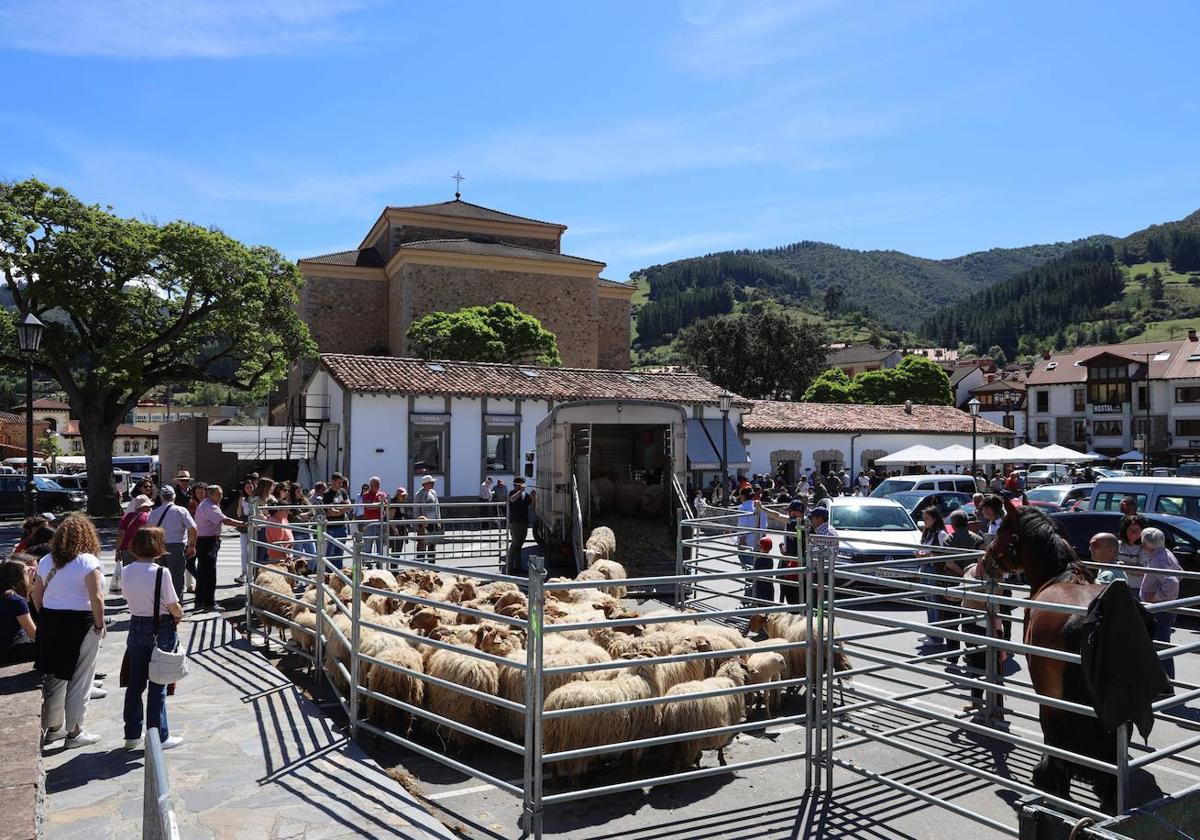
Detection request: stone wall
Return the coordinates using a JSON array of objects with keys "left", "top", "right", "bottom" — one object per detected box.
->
[
  {"left": 596, "top": 296, "right": 631, "bottom": 370},
  {"left": 391, "top": 225, "right": 558, "bottom": 254},
  {"left": 393, "top": 263, "right": 600, "bottom": 368},
  {"left": 300, "top": 274, "right": 389, "bottom": 355}
]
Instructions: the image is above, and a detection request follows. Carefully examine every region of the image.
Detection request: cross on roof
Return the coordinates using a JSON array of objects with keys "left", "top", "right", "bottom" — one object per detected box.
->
[{"left": 452, "top": 171, "right": 465, "bottom": 199}]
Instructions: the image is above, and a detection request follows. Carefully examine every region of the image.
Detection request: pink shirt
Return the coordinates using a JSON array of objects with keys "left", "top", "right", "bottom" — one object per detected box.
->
[{"left": 195, "top": 499, "right": 227, "bottom": 538}]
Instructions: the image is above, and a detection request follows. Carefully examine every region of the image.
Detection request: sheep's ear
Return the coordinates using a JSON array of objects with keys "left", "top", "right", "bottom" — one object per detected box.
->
[{"left": 474, "top": 626, "right": 487, "bottom": 646}]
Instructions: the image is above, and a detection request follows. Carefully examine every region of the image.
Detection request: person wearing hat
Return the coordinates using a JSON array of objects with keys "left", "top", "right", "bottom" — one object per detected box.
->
[
  {"left": 172, "top": 470, "right": 192, "bottom": 504},
  {"left": 413, "top": 475, "right": 441, "bottom": 562},
  {"left": 505, "top": 477, "right": 535, "bottom": 575},
  {"left": 112, "top": 495, "right": 154, "bottom": 592},
  {"left": 147, "top": 486, "right": 198, "bottom": 602}
]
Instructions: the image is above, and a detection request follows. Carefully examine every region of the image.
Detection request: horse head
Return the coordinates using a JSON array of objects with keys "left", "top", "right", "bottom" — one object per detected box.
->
[
  {"left": 983, "top": 497, "right": 1025, "bottom": 581},
  {"left": 984, "top": 498, "right": 1084, "bottom": 592}
]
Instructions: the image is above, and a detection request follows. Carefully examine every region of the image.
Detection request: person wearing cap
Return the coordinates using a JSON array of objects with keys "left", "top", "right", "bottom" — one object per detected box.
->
[
  {"left": 946, "top": 510, "right": 981, "bottom": 552},
  {"left": 112, "top": 495, "right": 153, "bottom": 592},
  {"left": 806, "top": 505, "right": 839, "bottom": 562},
  {"left": 413, "top": 475, "right": 441, "bottom": 561},
  {"left": 147, "top": 486, "right": 198, "bottom": 602},
  {"left": 505, "top": 477, "right": 535, "bottom": 575}
]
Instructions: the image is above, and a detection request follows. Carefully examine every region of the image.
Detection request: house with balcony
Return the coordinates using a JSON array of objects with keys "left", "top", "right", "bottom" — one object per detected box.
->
[
  {"left": 1024, "top": 330, "right": 1200, "bottom": 462},
  {"left": 969, "top": 378, "right": 1026, "bottom": 445}
]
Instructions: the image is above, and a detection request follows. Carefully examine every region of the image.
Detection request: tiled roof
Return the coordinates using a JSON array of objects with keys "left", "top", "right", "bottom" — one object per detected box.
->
[
  {"left": 298, "top": 247, "right": 385, "bottom": 268},
  {"left": 9, "top": 398, "right": 70, "bottom": 412},
  {"left": 0, "top": 410, "right": 26, "bottom": 423},
  {"left": 319, "top": 354, "right": 748, "bottom": 405},
  {"left": 62, "top": 422, "right": 156, "bottom": 437},
  {"left": 826, "top": 345, "right": 901, "bottom": 366},
  {"left": 1026, "top": 336, "right": 1200, "bottom": 385},
  {"left": 947, "top": 366, "right": 980, "bottom": 386},
  {"left": 386, "top": 199, "right": 564, "bottom": 229},
  {"left": 598, "top": 277, "right": 633, "bottom": 289},
  {"left": 741, "top": 400, "right": 1013, "bottom": 435},
  {"left": 396, "top": 239, "right": 603, "bottom": 266},
  {"left": 971, "top": 378, "right": 1026, "bottom": 394}
]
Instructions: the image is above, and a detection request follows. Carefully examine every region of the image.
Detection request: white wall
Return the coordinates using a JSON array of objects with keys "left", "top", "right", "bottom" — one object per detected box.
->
[
  {"left": 348, "top": 393, "right": 408, "bottom": 492},
  {"left": 449, "top": 396, "right": 480, "bottom": 497},
  {"left": 743, "top": 430, "right": 1010, "bottom": 477}
]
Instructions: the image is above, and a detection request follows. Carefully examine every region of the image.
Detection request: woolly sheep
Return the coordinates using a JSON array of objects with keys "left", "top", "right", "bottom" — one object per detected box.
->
[
  {"left": 365, "top": 643, "right": 425, "bottom": 737},
  {"left": 751, "top": 611, "right": 852, "bottom": 680},
  {"left": 576, "top": 560, "right": 627, "bottom": 599},
  {"left": 423, "top": 645, "right": 500, "bottom": 749},
  {"left": 250, "top": 557, "right": 307, "bottom": 642},
  {"left": 496, "top": 636, "right": 613, "bottom": 740},
  {"left": 661, "top": 659, "right": 750, "bottom": 770},
  {"left": 583, "top": 525, "right": 616, "bottom": 565},
  {"left": 746, "top": 646, "right": 788, "bottom": 715}
]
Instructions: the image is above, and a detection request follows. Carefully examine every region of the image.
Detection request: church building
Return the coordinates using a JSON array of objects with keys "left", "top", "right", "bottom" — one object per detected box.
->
[{"left": 295, "top": 196, "right": 634, "bottom": 372}]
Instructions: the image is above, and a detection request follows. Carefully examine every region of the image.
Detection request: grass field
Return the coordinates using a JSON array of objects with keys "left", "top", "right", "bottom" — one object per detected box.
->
[{"left": 1118, "top": 261, "right": 1200, "bottom": 342}]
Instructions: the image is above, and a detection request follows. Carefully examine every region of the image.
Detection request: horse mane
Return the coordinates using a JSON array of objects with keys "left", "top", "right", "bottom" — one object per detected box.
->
[{"left": 1015, "top": 505, "right": 1095, "bottom": 585}]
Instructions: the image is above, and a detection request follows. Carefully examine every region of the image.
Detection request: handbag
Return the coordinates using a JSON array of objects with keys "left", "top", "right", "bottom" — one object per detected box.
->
[{"left": 148, "top": 567, "right": 189, "bottom": 685}]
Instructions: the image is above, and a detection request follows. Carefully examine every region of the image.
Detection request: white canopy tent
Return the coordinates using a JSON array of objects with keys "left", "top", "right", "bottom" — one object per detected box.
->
[
  {"left": 932, "top": 444, "right": 977, "bottom": 464},
  {"left": 1038, "top": 444, "right": 1101, "bottom": 463},
  {"left": 1006, "top": 443, "right": 1048, "bottom": 462},
  {"left": 974, "top": 444, "right": 1018, "bottom": 464},
  {"left": 1117, "top": 449, "right": 1145, "bottom": 462},
  {"left": 875, "top": 444, "right": 949, "bottom": 466}
]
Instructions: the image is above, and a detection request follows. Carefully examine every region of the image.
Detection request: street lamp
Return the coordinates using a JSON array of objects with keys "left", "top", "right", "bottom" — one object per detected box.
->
[
  {"left": 1131, "top": 350, "right": 1163, "bottom": 475},
  {"left": 17, "top": 313, "right": 45, "bottom": 517},
  {"left": 718, "top": 388, "right": 733, "bottom": 495},
  {"left": 967, "top": 397, "right": 981, "bottom": 479}
]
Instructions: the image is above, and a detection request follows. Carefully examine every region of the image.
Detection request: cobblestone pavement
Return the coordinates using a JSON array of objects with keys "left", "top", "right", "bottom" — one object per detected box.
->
[{"left": 39, "top": 536, "right": 456, "bottom": 840}]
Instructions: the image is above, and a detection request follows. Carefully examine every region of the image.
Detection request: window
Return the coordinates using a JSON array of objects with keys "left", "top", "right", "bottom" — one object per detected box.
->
[
  {"left": 1155, "top": 495, "right": 1200, "bottom": 519},
  {"left": 1136, "top": 385, "right": 1148, "bottom": 409},
  {"left": 1003, "top": 414, "right": 1015, "bottom": 430},
  {"left": 1176, "top": 419, "right": 1200, "bottom": 437},
  {"left": 1093, "top": 419, "right": 1122, "bottom": 436},
  {"left": 1036, "top": 422, "right": 1049, "bottom": 443},
  {"left": 485, "top": 426, "right": 515, "bottom": 474},
  {"left": 71, "top": 441, "right": 82, "bottom": 453},
  {"left": 1073, "top": 389, "right": 1085, "bottom": 412},
  {"left": 1073, "top": 420, "right": 1086, "bottom": 442},
  {"left": 412, "top": 428, "right": 445, "bottom": 473},
  {"left": 1035, "top": 391, "right": 1049, "bottom": 413},
  {"left": 1093, "top": 492, "right": 1146, "bottom": 512},
  {"left": 122, "top": 440, "right": 131, "bottom": 453},
  {"left": 1088, "top": 381, "right": 1129, "bottom": 406},
  {"left": 1177, "top": 387, "right": 1200, "bottom": 403},
  {"left": 131, "top": 441, "right": 140, "bottom": 453}
]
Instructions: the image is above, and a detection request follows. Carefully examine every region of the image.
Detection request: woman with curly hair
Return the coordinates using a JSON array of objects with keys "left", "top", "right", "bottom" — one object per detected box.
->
[{"left": 32, "top": 515, "right": 106, "bottom": 749}]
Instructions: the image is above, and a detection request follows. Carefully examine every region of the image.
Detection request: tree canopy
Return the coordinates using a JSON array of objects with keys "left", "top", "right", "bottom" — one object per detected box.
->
[
  {"left": 675, "top": 311, "right": 827, "bottom": 400},
  {"left": 802, "top": 354, "right": 953, "bottom": 405},
  {"left": 407, "top": 302, "right": 561, "bottom": 366},
  {"left": 0, "top": 179, "right": 313, "bottom": 513}
]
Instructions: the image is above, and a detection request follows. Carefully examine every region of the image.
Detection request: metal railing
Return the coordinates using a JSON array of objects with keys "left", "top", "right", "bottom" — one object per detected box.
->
[{"left": 143, "top": 729, "right": 180, "bottom": 840}]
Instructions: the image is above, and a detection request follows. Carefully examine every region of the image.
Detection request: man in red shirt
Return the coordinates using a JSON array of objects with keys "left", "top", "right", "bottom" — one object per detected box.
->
[{"left": 361, "top": 476, "right": 386, "bottom": 556}]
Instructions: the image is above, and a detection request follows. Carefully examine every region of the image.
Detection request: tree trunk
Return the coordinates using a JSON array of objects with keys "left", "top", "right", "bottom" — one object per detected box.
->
[{"left": 81, "top": 421, "right": 121, "bottom": 516}]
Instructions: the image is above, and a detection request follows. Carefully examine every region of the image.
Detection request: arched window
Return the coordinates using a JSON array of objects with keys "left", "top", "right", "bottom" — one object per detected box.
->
[{"left": 42, "top": 417, "right": 57, "bottom": 432}]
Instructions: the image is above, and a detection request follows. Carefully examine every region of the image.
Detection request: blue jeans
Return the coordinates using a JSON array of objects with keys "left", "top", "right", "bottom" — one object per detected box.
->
[
  {"left": 324, "top": 524, "right": 348, "bottom": 570},
  {"left": 1154, "top": 610, "right": 1177, "bottom": 679},
  {"left": 297, "top": 540, "right": 318, "bottom": 572},
  {"left": 362, "top": 521, "right": 382, "bottom": 556},
  {"left": 123, "top": 616, "right": 178, "bottom": 741}
]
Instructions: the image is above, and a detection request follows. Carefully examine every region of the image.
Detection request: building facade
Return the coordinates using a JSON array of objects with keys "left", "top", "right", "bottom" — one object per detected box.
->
[
  {"left": 825, "top": 346, "right": 903, "bottom": 377},
  {"left": 61, "top": 422, "right": 157, "bottom": 456},
  {"left": 969, "top": 378, "right": 1027, "bottom": 446},
  {"left": 1024, "top": 332, "right": 1200, "bottom": 462},
  {"left": 295, "top": 199, "right": 635, "bottom": 380}
]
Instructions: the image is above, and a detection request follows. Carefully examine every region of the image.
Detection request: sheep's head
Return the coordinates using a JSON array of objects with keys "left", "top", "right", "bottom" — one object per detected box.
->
[
  {"left": 584, "top": 548, "right": 597, "bottom": 566},
  {"left": 416, "top": 571, "right": 443, "bottom": 592},
  {"left": 369, "top": 596, "right": 397, "bottom": 616},
  {"left": 717, "top": 659, "right": 751, "bottom": 686},
  {"left": 455, "top": 608, "right": 481, "bottom": 625},
  {"left": 400, "top": 591, "right": 430, "bottom": 614},
  {"left": 747, "top": 652, "right": 785, "bottom": 683},
  {"left": 498, "top": 602, "right": 528, "bottom": 620},
  {"left": 408, "top": 608, "right": 441, "bottom": 635},
  {"left": 478, "top": 626, "right": 525, "bottom": 655},
  {"left": 448, "top": 581, "right": 478, "bottom": 604},
  {"left": 493, "top": 591, "right": 527, "bottom": 613},
  {"left": 748, "top": 614, "right": 767, "bottom": 635}
]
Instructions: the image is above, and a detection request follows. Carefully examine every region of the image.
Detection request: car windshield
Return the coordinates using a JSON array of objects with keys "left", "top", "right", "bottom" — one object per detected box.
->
[
  {"left": 33, "top": 476, "right": 65, "bottom": 491},
  {"left": 1164, "top": 516, "right": 1200, "bottom": 542},
  {"left": 1026, "top": 487, "right": 1067, "bottom": 504},
  {"left": 829, "top": 505, "right": 918, "bottom": 531},
  {"left": 872, "top": 479, "right": 916, "bottom": 497},
  {"left": 885, "top": 492, "right": 927, "bottom": 511}
]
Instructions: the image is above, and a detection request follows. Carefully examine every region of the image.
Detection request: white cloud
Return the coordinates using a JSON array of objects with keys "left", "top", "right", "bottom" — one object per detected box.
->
[{"left": 0, "top": 0, "right": 365, "bottom": 58}]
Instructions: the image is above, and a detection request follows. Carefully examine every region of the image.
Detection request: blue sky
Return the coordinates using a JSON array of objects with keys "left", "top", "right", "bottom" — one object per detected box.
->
[{"left": 1, "top": 1, "right": 1198, "bottom": 282}]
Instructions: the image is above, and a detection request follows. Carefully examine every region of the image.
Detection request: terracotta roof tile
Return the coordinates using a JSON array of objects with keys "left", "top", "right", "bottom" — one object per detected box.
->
[
  {"left": 396, "top": 239, "right": 603, "bottom": 266},
  {"left": 9, "top": 398, "right": 70, "bottom": 412},
  {"left": 320, "top": 354, "right": 748, "bottom": 405},
  {"left": 1026, "top": 337, "right": 1200, "bottom": 385},
  {"left": 386, "top": 199, "right": 564, "bottom": 229},
  {"left": 741, "top": 400, "right": 1013, "bottom": 435},
  {"left": 61, "top": 422, "right": 155, "bottom": 437}
]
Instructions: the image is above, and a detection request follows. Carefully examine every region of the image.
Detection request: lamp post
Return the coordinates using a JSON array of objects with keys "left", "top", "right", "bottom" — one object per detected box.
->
[
  {"left": 17, "top": 313, "right": 45, "bottom": 517},
  {"left": 1131, "top": 350, "right": 1162, "bottom": 475},
  {"left": 718, "top": 388, "right": 732, "bottom": 495},
  {"left": 968, "top": 397, "right": 981, "bottom": 480}
]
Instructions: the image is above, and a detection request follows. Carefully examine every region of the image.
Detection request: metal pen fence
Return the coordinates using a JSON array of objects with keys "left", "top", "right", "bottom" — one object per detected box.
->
[
  {"left": 240, "top": 500, "right": 1199, "bottom": 839},
  {"left": 242, "top": 502, "right": 815, "bottom": 839}
]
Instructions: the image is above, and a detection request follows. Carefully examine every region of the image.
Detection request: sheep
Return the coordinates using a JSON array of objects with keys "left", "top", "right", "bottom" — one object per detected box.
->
[
  {"left": 422, "top": 645, "right": 500, "bottom": 749},
  {"left": 250, "top": 557, "right": 308, "bottom": 642},
  {"left": 365, "top": 593, "right": 399, "bottom": 615},
  {"left": 576, "top": 560, "right": 627, "bottom": 599},
  {"left": 583, "top": 525, "right": 616, "bottom": 565},
  {"left": 361, "top": 568, "right": 398, "bottom": 594},
  {"left": 661, "top": 659, "right": 750, "bottom": 770},
  {"left": 478, "top": 580, "right": 520, "bottom": 600},
  {"left": 542, "top": 659, "right": 662, "bottom": 783},
  {"left": 750, "top": 611, "right": 853, "bottom": 683},
  {"left": 291, "top": 609, "right": 318, "bottom": 654},
  {"left": 746, "top": 646, "right": 788, "bottom": 715},
  {"left": 365, "top": 643, "right": 425, "bottom": 737}
]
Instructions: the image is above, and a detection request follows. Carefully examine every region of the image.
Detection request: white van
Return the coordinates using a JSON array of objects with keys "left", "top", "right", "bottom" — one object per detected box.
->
[
  {"left": 870, "top": 474, "right": 977, "bottom": 498},
  {"left": 1088, "top": 476, "right": 1200, "bottom": 520}
]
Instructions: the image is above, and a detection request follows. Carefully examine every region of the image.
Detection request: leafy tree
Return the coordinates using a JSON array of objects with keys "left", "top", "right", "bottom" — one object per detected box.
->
[
  {"left": 407, "top": 302, "right": 561, "bottom": 366},
  {"left": 987, "top": 344, "right": 1008, "bottom": 368},
  {"left": 849, "top": 369, "right": 902, "bottom": 404},
  {"left": 676, "top": 311, "right": 827, "bottom": 400},
  {"left": 1170, "top": 231, "right": 1200, "bottom": 273},
  {"left": 1147, "top": 271, "right": 1165, "bottom": 304},
  {"left": 802, "top": 368, "right": 854, "bottom": 403},
  {"left": 891, "top": 355, "right": 953, "bottom": 405},
  {"left": 823, "top": 284, "right": 845, "bottom": 315},
  {"left": 0, "top": 179, "right": 313, "bottom": 514}
]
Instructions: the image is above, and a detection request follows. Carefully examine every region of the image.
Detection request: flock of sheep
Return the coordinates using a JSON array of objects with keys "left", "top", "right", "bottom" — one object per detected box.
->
[{"left": 248, "top": 526, "right": 850, "bottom": 782}]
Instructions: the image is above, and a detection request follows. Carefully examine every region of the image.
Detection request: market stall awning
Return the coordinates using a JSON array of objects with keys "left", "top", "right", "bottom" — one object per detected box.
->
[
  {"left": 1006, "top": 443, "right": 1048, "bottom": 461},
  {"left": 875, "top": 444, "right": 949, "bottom": 466},
  {"left": 975, "top": 444, "right": 1017, "bottom": 464},
  {"left": 1038, "top": 444, "right": 1100, "bottom": 463},
  {"left": 1116, "top": 449, "right": 1145, "bottom": 462},
  {"left": 933, "top": 444, "right": 976, "bottom": 464},
  {"left": 686, "top": 418, "right": 749, "bottom": 470}
]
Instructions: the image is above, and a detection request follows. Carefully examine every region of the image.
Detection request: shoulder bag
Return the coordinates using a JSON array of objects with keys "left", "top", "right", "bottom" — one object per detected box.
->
[{"left": 148, "top": 566, "right": 189, "bottom": 684}]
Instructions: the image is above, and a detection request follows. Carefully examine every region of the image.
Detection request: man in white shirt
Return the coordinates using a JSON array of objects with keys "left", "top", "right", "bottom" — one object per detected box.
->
[
  {"left": 148, "top": 486, "right": 197, "bottom": 602},
  {"left": 857, "top": 472, "right": 871, "bottom": 495}
]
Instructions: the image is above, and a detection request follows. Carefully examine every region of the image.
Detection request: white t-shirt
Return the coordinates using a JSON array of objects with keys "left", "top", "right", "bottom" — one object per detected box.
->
[
  {"left": 121, "top": 560, "right": 180, "bottom": 618},
  {"left": 37, "top": 552, "right": 103, "bottom": 611},
  {"left": 148, "top": 503, "right": 197, "bottom": 545}
]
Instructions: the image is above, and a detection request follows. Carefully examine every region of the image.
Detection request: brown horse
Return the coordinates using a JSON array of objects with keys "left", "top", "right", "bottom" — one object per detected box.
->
[{"left": 983, "top": 499, "right": 1115, "bottom": 812}]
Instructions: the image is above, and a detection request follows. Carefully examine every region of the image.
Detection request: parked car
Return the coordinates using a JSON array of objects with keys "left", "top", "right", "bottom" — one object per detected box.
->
[
  {"left": 0, "top": 475, "right": 87, "bottom": 516},
  {"left": 870, "top": 474, "right": 977, "bottom": 498},
  {"left": 1178, "top": 462, "right": 1200, "bottom": 478},
  {"left": 1025, "top": 468, "right": 1070, "bottom": 488},
  {"left": 823, "top": 497, "right": 925, "bottom": 581},
  {"left": 1024, "top": 483, "right": 1095, "bottom": 513},
  {"left": 885, "top": 491, "right": 974, "bottom": 523},
  {"left": 1088, "top": 477, "right": 1200, "bottom": 522},
  {"left": 1051, "top": 510, "right": 1200, "bottom": 599}
]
